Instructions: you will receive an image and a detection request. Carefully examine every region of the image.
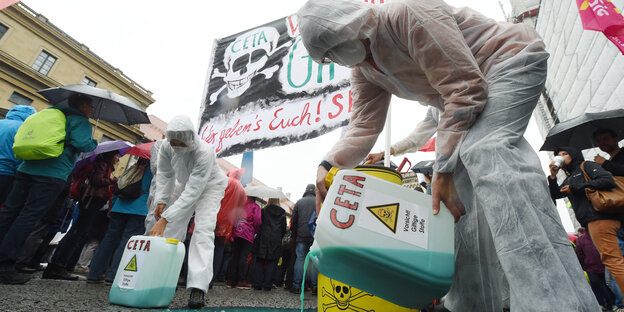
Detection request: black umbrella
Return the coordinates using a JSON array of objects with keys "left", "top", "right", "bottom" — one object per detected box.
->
[
  {"left": 540, "top": 109, "right": 624, "bottom": 151},
  {"left": 37, "top": 84, "right": 150, "bottom": 125},
  {"left": 411, "top": 160, "right": 435, "bottom": 175}
]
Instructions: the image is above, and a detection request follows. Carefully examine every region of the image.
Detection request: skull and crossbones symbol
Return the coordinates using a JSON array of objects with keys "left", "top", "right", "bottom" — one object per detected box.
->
[
  {"left": 322, "top": 279, "right": 374, "bottom": 312},
  {"left": 209, "top": 26, "right": 292, "bottom": 104}
]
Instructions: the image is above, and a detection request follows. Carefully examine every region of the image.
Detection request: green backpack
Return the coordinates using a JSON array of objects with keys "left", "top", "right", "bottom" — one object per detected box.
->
[{"left": 13, "top": 108, "right": 67, "bottom": 160}]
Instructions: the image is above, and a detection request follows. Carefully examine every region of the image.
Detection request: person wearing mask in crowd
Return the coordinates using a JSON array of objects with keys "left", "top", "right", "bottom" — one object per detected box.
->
[
  {"left": 43, "top": 150, "right": 119, "bottom": 280},
  {"left": 298, "top": 0, "right": 598, "bottom": 310},
  {"left": 0, "top": 105, "right": 36, "bottom": 205},
  {"left": 290, "top": 184, "right": 317, "bottom": 294},
  {"left": 0, "top": 94, "right": 97, "bottom": 284},
  {"left": 575, "top": 228, "right": 618, "bottom": 310},
  {"left": 594, "top": 129, "right": 624, "bottom": 176},
  {"left": 148, "top": 115, "right": 227, "bottom": 309},
  {"left": 253, "top": 198, "right": 286, "bottom": 291},
  {"left": 549, "top": 147, "right": 624, "bottom": 299},
  {"left": 87, "top": 157, "right": 153, "bottom": 283},
  {"left": 227, "top": 195, "right": 262, "bottom": 289},
  {"left": 212, "top": 168, "right": 247, "bottom": 289}
]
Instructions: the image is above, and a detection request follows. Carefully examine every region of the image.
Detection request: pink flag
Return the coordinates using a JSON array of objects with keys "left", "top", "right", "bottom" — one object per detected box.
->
[
  {"left": 576, "top": 0, "right": 624, "bottom": 54},
  {"left": 0, "top": 0, "right": 19, "bottom": 11},
  {"left": 418, "top": 137, "right": 436, "bottom": 152}
]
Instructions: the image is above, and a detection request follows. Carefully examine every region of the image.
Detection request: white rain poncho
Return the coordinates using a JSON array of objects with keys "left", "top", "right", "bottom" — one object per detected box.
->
[
  {"left": 298, "top": 0, "right": 599, "bottom": 310},
  {"left": 391, "top": 107, "right": 439, "bottom": 156},
  {"left": 153, "top": 116, "right": 227, "bottom": 293}
]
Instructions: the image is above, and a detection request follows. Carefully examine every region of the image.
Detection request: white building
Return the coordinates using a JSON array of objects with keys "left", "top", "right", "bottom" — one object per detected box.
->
[{"left": 507, "top": 0, "right": 624, "bottom": 231}]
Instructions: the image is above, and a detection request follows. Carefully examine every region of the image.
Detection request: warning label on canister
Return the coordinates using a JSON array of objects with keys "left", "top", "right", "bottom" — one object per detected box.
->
[
  {"left": 118, "top": 252, "right": 145, "bottom": 289},
  {"left": 358, "top": 188, "right": 429, "bottom": 249}
]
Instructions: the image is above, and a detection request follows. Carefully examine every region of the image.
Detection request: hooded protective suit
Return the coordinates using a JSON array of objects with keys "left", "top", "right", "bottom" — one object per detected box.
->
[
  {"left": 153, "top": 116, "right": 227, "bottom": 293},
  {"left": 298, "top": 0, "right": 598, "bottom": 310}
]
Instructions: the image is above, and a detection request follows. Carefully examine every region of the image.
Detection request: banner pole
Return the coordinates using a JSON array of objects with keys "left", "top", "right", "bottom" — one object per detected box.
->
[{"left": 384, "top": 103, "right": 391, "bottom": 167}]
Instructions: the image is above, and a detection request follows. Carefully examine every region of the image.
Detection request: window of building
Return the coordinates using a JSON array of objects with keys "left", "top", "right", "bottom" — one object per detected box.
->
[
  {"left": 8, "top": 91, "right": 33, "bottom": 106},
  {"left": 0, "top": 23, "right": 8, "bottom": 40},
  {"left": 100, "top": 135, "right": 114, "bottom": 142},
  {"left": 31, "top": 50, "right": 57, "bottom": 75},
  {"left": 82, "top": 76, "right": 97, "bottom": 87}
]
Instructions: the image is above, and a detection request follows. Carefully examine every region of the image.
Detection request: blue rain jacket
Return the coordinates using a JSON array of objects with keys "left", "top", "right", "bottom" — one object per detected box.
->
[{"left": 0, "top": 105, "right": 36, "bottom": 176}]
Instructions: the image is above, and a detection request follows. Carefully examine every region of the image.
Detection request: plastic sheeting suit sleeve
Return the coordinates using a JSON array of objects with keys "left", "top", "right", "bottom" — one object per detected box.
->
[
  {"left": 322, "top": 68, "right": 392, "bottom": 168},
  {"left": 154, "top": 145, "right": 176, "bottom": 207},
  {"left": 392, "top": 107, "right": 439, "bottom": 155}
]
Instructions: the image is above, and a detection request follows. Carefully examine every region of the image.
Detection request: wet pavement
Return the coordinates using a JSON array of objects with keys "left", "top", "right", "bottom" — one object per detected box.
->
[{"left": 0, "top": 273, "right": 317, "bottom": 311}]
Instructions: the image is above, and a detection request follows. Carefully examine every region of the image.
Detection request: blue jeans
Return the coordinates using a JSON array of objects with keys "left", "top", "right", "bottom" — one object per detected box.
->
[
  {"left": 606, "top": 268, "right": 624, "bottom": 308},
  {"left": 0, "top": 172, "right": 65, "bottom": 271},
  {"left": 0, "top": 174, "right": 15, "bottom": 206},
  {"left": 211, "top": 236, "right": 226, "bottom": 285},
  {"left": 293, "top": 241, "right": 317, "bottom": 289},
  {"left": 254, "top": 258, "right": 278, "bottom": 288},
  {"left": 87, "top": 212, "right": 145, "bottom": 281}
]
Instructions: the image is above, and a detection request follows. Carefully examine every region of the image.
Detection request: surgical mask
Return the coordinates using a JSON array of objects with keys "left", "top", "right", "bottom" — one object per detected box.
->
[
  {"left": 171, "top": 146, "right": 191, "bottom": 154},
  {"left": 323, "top": 40, "right": 366, "bottom": 67}
]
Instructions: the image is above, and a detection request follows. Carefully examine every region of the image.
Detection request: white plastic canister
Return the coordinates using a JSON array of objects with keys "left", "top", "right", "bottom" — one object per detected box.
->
[
  {"left": 310, "top": 169, "right": 455, "bottom": 308},
  {"left": 109, "top": 235, "right": 185, "bottom": 308}
]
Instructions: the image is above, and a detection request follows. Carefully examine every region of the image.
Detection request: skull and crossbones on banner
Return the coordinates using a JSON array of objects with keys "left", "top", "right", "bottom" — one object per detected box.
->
[
  {"left": 322, "top": 278, "right": 374, "bottom": 312},
  {"left": 209, "top": 26, "right": 292, "bottom": 105}
]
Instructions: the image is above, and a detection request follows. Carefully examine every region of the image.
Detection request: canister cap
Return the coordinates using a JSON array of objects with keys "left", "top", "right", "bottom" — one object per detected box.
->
[{"left": 166, "top": 238, "right": 179, "bottom": 245}]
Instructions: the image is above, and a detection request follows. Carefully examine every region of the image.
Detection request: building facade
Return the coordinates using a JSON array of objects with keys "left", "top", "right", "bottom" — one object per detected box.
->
[
  {"left": 0, "top": 3, "right": 155, "bottom": 143},
  {"left": 514, "top": 0, "right": 624, "bottom": 138}
]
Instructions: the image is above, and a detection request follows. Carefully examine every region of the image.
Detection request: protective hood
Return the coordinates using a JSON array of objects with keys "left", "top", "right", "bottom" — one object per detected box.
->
[
  {"left": 166, "top": 115, "right": 198, "bottom": 154},
  {"left": 554, "top": 146, "right": 584, "bottom": 174},
  {"left": 5, "top": 105, "right": 36, "bottom": 122},
  {"left": 227, "top": 168, "right": 245, "bottom": 180},
  {"left": 297, "top": 0, "right": 378, "bottom": 65}
]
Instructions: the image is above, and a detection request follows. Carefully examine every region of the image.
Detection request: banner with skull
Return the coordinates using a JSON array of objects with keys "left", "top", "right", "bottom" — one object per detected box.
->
[{"left": 199, "top": 14, "right": 352, "bottom": 157}]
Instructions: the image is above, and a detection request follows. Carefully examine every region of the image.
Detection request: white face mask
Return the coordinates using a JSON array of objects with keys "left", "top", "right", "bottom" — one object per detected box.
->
[
  {"left": 324, "top": 40, "right": 366, "bottom": 67},
  {"left": 171, "top": 146, "right": 191, "bottom": 154}
]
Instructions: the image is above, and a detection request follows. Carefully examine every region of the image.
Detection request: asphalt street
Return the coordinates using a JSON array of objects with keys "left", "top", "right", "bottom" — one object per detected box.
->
[{"left": 0, "top": 273, "right": 318, "bottom": 311}]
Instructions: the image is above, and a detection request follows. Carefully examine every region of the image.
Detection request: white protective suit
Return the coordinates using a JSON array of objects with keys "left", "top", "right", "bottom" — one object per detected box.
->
[
  {"left": 298, "top": 0, "right": 599, "bottom": 311},
  {"left": 153, "top": 116, "right": 227, "bottom": 293},
  {"left": 391, "top": 107, "right": 439, "bottom": 155}
]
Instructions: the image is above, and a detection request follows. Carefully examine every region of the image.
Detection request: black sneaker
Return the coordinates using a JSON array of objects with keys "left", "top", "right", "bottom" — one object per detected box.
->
[
  {"left": 42, "top": 265, "right": 78, "bottom": 281},
  {"left": 290, "top": 287, "right": 301, "bottom": 294},
  {"left": 188, "top": 288, "right": 205, "bottom": 309},
  {"left": 253, "top": 286, "right": 262, "bottom": 290},
  {"left": 263, "top": 287, "right": 271, "bottom": 291},
  {"left": 15, "top": 265, "right": 37, "bottom": 274},
  {"left": 86, "top": 278, "right": 103, "bottom": 284},
  {"left": 0, "top": 271, "right": 31, "bottom": 284},
  {"left": 311, "top": 286, "right": 318, "bottom": 296}
]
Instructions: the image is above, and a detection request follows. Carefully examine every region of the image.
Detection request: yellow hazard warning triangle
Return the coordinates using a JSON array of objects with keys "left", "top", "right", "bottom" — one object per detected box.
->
[
  {"left": 124, "top": 254, "right": 138, "bottom": 272},
  {"left": 366, "top": 203, "right": 399, "bottom": 233}
]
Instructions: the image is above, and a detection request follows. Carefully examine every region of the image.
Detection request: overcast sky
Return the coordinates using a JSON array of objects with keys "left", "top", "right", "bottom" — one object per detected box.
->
[{"left": 19, "top": 0, "right": 575, "bottom": 231}]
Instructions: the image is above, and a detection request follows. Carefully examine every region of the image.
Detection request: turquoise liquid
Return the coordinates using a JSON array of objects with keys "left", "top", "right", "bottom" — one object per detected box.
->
[
  {"left": 109, "top": 285, "right": 176, "bottom": 308},
  {"left": 303, "top": 246, "right": 454, "bottom": 309}
]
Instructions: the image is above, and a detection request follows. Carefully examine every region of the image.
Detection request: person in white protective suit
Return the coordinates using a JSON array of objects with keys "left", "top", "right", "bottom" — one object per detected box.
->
[
  {"left": 298, "top": 0, "right": 599, "bottom": 311},
  {"left": 148, "top": 116, "right": 227, "bottom": 309}
]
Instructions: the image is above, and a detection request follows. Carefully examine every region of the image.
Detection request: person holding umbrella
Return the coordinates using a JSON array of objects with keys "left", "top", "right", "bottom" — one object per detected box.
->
[
  {"left": 298, "top": 0, "right": 598, "bottom": 310},
  {"left": 548, "top": 146, "right": 624, "bottom": 298},
  {"left": 0, "top": 94, "right": 97, "bottom": 284},
  {"left": 148, "top": 115, "right": 227, "bottom": 309}
]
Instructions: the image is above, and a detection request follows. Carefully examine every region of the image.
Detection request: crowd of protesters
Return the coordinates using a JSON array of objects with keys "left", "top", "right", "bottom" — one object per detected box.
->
[
  {"left": 0, "top": 100, "right": 317, "bottom": 309},
  {"left": 1, "top": 88, "right": 623, "bottom": 312}
]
